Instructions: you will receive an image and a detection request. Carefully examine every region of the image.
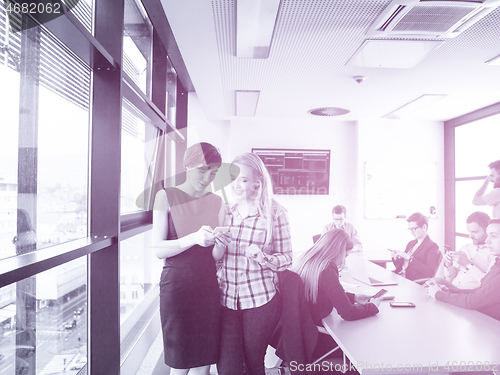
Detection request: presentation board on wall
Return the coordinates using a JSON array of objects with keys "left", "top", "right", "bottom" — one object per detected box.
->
[
  {"left": 252, "top": 148, "right": 330, "bottom": 195},
  {"left": 364, "top": 161, "right": 437, "bottom": 219}
]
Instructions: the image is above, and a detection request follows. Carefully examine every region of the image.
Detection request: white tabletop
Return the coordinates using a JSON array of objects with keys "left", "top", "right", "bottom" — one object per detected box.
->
[{"left": 323, "top": 261, "right": 500, "bottom": 374}]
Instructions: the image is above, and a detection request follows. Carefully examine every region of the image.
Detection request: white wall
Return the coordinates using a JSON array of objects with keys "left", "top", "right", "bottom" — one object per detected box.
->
[
  {"left": 187, "top": 93, "right": 231, "bottom": 163},
  {"left": 356, "top": 119, "right": 445, "bottom": 253},
  {"left": 188, "top": 96, "right": 445, "bottom": 259},
  {"left": 227, "top": 117, "right": 358, "bottom": 254}
]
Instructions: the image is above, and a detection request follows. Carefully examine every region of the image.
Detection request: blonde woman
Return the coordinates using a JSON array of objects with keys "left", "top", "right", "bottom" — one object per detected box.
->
[
  {"left": 293, "top": 229, "right": 380, "bottom": 359},
  {"left": 215, "top": 152, "right": 292, "bottom": 375}
]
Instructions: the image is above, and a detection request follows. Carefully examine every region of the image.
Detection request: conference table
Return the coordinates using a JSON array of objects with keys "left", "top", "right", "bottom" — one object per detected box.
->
[
  {"left": 361, "top": 249, "right": 393, "bottom": 269},
  {"left": 322, "top": 260, "right": 500, "bottom": 375}
]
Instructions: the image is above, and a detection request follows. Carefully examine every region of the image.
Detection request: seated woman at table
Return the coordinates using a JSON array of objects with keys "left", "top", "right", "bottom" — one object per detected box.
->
[{"left": 292, "top": 229, "right": 381, "bottom": 358}]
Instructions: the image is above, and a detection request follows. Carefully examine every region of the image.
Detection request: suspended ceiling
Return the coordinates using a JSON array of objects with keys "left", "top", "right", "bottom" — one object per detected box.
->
[{"left": 158, "top": 0, "right": 500, "bottom": 122}]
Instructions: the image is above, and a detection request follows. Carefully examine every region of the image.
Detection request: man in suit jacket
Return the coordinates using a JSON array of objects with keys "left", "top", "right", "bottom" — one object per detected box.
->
[{"left": 390, "top": 212, "right": 441, "bottom": 281}]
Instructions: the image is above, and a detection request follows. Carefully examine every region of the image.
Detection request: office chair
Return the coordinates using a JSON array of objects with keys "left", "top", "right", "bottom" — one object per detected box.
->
[
  {"left": 412, "top": 247, "right": 445, "bottom": 285},
  {"left": 270, "top": 270, "right": 347, "bottom": 374},
  {"left": 312, "top": 234, "right": 321, "bottom": 243}
]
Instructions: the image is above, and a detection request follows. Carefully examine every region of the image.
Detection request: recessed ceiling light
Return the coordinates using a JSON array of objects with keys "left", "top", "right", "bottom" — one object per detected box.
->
[
  {"left": 384, "top": 94, "right": 447, "bottom": 119},
  {"left": 486, "top": 54, "right": 500, "bottom": 66},
  {"left": 236, "top": 0, "right": 281, "bottom": 58},
  {"left": 347, "top": 39, "right": 443, "bottom": 69},
  {"left": 235, "top": 90, "right": 260, "bottom": 116},
  {"left": 308, "top": 107, "right": 350, "bottom": 116}
]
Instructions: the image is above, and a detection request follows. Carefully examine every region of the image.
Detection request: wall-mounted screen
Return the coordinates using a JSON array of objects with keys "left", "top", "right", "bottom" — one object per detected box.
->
[{"left": 252, "top": 148, "right": 330, "bottom": 195}]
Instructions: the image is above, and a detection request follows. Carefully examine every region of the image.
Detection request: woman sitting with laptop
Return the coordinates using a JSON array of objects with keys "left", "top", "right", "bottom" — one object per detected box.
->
[{"left": 292, "top": 229, "right": 381, "bottom": 358}]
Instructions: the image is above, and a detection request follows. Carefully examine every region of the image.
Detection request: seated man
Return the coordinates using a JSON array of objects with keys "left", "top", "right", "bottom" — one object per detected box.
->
[
  {"left": 427, "top": 219, "right": 500, "bottom": 321},
  {"left": 435, "top": 211, "right": 493, "bottom": 290},
  {"left": 321, "top": 205, "right": 362, "bottom": 251},
  {"left": 389, "top": 212, "right": 441, "bottom": 281}
]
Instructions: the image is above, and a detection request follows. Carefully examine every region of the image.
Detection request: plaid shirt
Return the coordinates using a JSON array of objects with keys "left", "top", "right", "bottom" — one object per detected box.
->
[{"left": 218, "top": 205, "right": 292, "bottom": 310}]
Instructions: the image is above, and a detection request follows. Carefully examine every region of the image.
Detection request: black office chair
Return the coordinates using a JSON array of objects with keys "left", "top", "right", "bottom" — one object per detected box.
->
[
  {"left": 270, "top": 270, "right": 346, "bottom": 374},
  {"left": 413, "top": 247, "right": 445, "bottom": 285}
]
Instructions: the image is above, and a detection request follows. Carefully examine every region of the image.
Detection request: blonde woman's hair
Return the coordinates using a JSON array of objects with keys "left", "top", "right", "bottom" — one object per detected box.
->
[
  {"left": 292, "top": 229, "right": 353, "bottom": 304},
  {"left": 231, "top": 152, "right": 283, "bottom": 248}
]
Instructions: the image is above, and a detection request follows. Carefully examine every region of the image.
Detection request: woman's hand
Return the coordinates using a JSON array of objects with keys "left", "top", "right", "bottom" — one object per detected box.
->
[
  {"left": 215, "top": 231, "right": 231, "bottom": 247},
  {"left": 245, "top": 244, "right": 266, "bottom": 263},
  {"left": 368, "top": 297, "right": 382, "bottom": 308},
  {"left": 193, "top": 225, "right": 216, "bottom": 247},
  {"left": 354, "top": 294, "right": 371, "bottom": 305}
]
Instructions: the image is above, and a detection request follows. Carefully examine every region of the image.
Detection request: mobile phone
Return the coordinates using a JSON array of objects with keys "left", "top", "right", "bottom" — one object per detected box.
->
[
  {"left": 371, "top": 289, "right": 388, "bottom": 299},
  {"left": 444, "top": 245, "right": 454, "bottom": 254},
  {"left": 213, "top": 226, "right": 230, "bottom": 234},
  {"left": 390, "top": 302, "right": 416, "bottom": 308}
]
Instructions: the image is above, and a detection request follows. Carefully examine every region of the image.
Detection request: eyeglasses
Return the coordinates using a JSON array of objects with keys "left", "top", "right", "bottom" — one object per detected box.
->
[{"left": 408, "top": 226, "right": 421, "bottom": 232}]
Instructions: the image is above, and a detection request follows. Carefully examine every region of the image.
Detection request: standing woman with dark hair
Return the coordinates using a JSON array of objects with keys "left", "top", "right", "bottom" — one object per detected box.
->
[
  {"left": 152, "top": 142, "right": 230, "bottom": 375},
  {"left": 293, "top": 229, "right": 380, "bottom": 359},
  {"left": 214, "top": 152, "right": 292, "bottom": 375}
]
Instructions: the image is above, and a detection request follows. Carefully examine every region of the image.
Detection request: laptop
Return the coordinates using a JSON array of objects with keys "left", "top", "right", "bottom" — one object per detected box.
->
[{"left": 346, "top": 254, "right": 398, "bottom": 287}]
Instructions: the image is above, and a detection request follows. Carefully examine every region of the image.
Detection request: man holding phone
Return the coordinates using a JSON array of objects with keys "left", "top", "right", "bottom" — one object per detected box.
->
[
  {"left": 436, "top": 212, "right": 494, "bottom": 289},
  {"left": 426, "top": 219, "right": 500, "bottom": 321}
]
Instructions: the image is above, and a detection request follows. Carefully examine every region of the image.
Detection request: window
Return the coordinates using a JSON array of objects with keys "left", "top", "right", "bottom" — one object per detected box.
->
[
  {"left": 123, "top": 0, "right": 152, "bottom": 98},
  {"left": 446, "top": 109, "right": 500, "bottom": 247},
  {"left": 0, "top": 0, "right": 187, "bottom": 373},
  {"left": 0, "top": 14, "right": 91, "bottom": 261},
  {"left": 0, "top": 257, "right": 88, "bottom": 374}
]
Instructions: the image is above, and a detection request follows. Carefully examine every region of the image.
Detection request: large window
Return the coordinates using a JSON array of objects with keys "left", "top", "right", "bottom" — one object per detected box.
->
[
  {"left": 445, "top": 108, "right": 500, "bottom": 248},
  {"left": 0, "top": 258, "right": 88, "bottom": 375},
  {"left": 0, "top": 0, "right": 187, "bottom": 374}
]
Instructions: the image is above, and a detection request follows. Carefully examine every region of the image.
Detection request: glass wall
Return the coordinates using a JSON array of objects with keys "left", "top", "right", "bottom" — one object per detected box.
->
[
  {"left": 0, "top": 258, "right": 87, "bottom": 375},
  {"left": 448, "top": 111, "right": 500, "bottom": 248},
  {"left": 0, "top": 0, "right": 187, "bottom": 373}
]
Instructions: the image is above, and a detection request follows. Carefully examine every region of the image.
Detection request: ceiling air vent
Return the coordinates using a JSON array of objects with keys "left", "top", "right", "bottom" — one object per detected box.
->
[
  {"left": 308, "top": 107, "right": 350, "bottom": 116},
  {"left": 367, "top": 0, "right": 500, "bottom": 38}
]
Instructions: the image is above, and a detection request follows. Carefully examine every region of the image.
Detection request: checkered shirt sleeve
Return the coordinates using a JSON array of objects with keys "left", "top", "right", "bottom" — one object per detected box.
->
[{"left": 218, "top": 207, "right": 292, "bottom": 310}]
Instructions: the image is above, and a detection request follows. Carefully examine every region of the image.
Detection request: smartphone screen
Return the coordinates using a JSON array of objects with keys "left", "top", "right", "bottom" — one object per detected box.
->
[
  {"left": 371, "top": 289, "right": 388, "bottom": 299},
  {"left": 390, "top": 302, "right": 416, "bottom": 307},
  {"left": 213, "top": 226, "right": 230, "bottom": 234}
]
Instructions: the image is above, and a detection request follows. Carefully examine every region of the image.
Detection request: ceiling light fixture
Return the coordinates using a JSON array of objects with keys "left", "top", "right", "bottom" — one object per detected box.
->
[
  {"left": 236, "top": 0, "right": 281, "bottom": 58},
  {"left": 235, "top": 90, "right": 260, "bottom": 116},
  {"left": 384, "top": 94, "right": 447, "bottom": 119},
  {"left": 347, "top": 39, "right": 443, "bottom": 69},
  {"left": 486, "top": 54, "right": 500, "bottom": 66}
]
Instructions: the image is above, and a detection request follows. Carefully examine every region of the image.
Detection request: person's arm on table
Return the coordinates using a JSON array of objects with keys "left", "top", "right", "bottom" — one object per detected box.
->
[{"left": 322, "top": 267, "right": 379, "bottom": 321}]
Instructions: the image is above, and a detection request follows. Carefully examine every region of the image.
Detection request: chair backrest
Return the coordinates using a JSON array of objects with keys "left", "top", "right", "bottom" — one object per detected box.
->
[
  {"left": 312, "top": 234, "right": 321, "bottom": 243},
  {"left": 271, "top": 270, "right": 318, "bottom": 367}
]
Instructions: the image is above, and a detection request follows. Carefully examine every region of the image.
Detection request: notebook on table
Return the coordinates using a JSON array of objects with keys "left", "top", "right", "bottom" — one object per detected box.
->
[{"left": 346, "top": 254, "right": 398, "bottom": 287}]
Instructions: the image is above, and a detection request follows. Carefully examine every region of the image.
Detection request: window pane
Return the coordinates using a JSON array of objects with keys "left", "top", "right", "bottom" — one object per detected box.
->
[
  {"left": 119, "top": 230, "right": 161, "bottom": 361},
  {"left": 166, "top": 57, "right": 177, "bottom": 126},
  {"left": 0, "top": 65, "right": 20, "bottom": 260},
  {"left": 63, "top": 0, "right": 94, "bottom": 34},
  {"left": 123, "top": 0, "right": 152, "bottom": 97},
  {"left": 0, "top": 257, "right": 87, "bottom": 374},
  {"left": 455, "top": 113, "right": 500, "bottom": 178},
  {"left": 0, "top": 24, "right": 90, "bottom": 261},
  {"left": 121, "top": 100, "right": 158, "bottom": 213},
  {"left": 455, "top": 180, "right": 491, "bottom": 234},
  {"left": 455, "top": 235, "right": 471, "bottom": 251}
]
